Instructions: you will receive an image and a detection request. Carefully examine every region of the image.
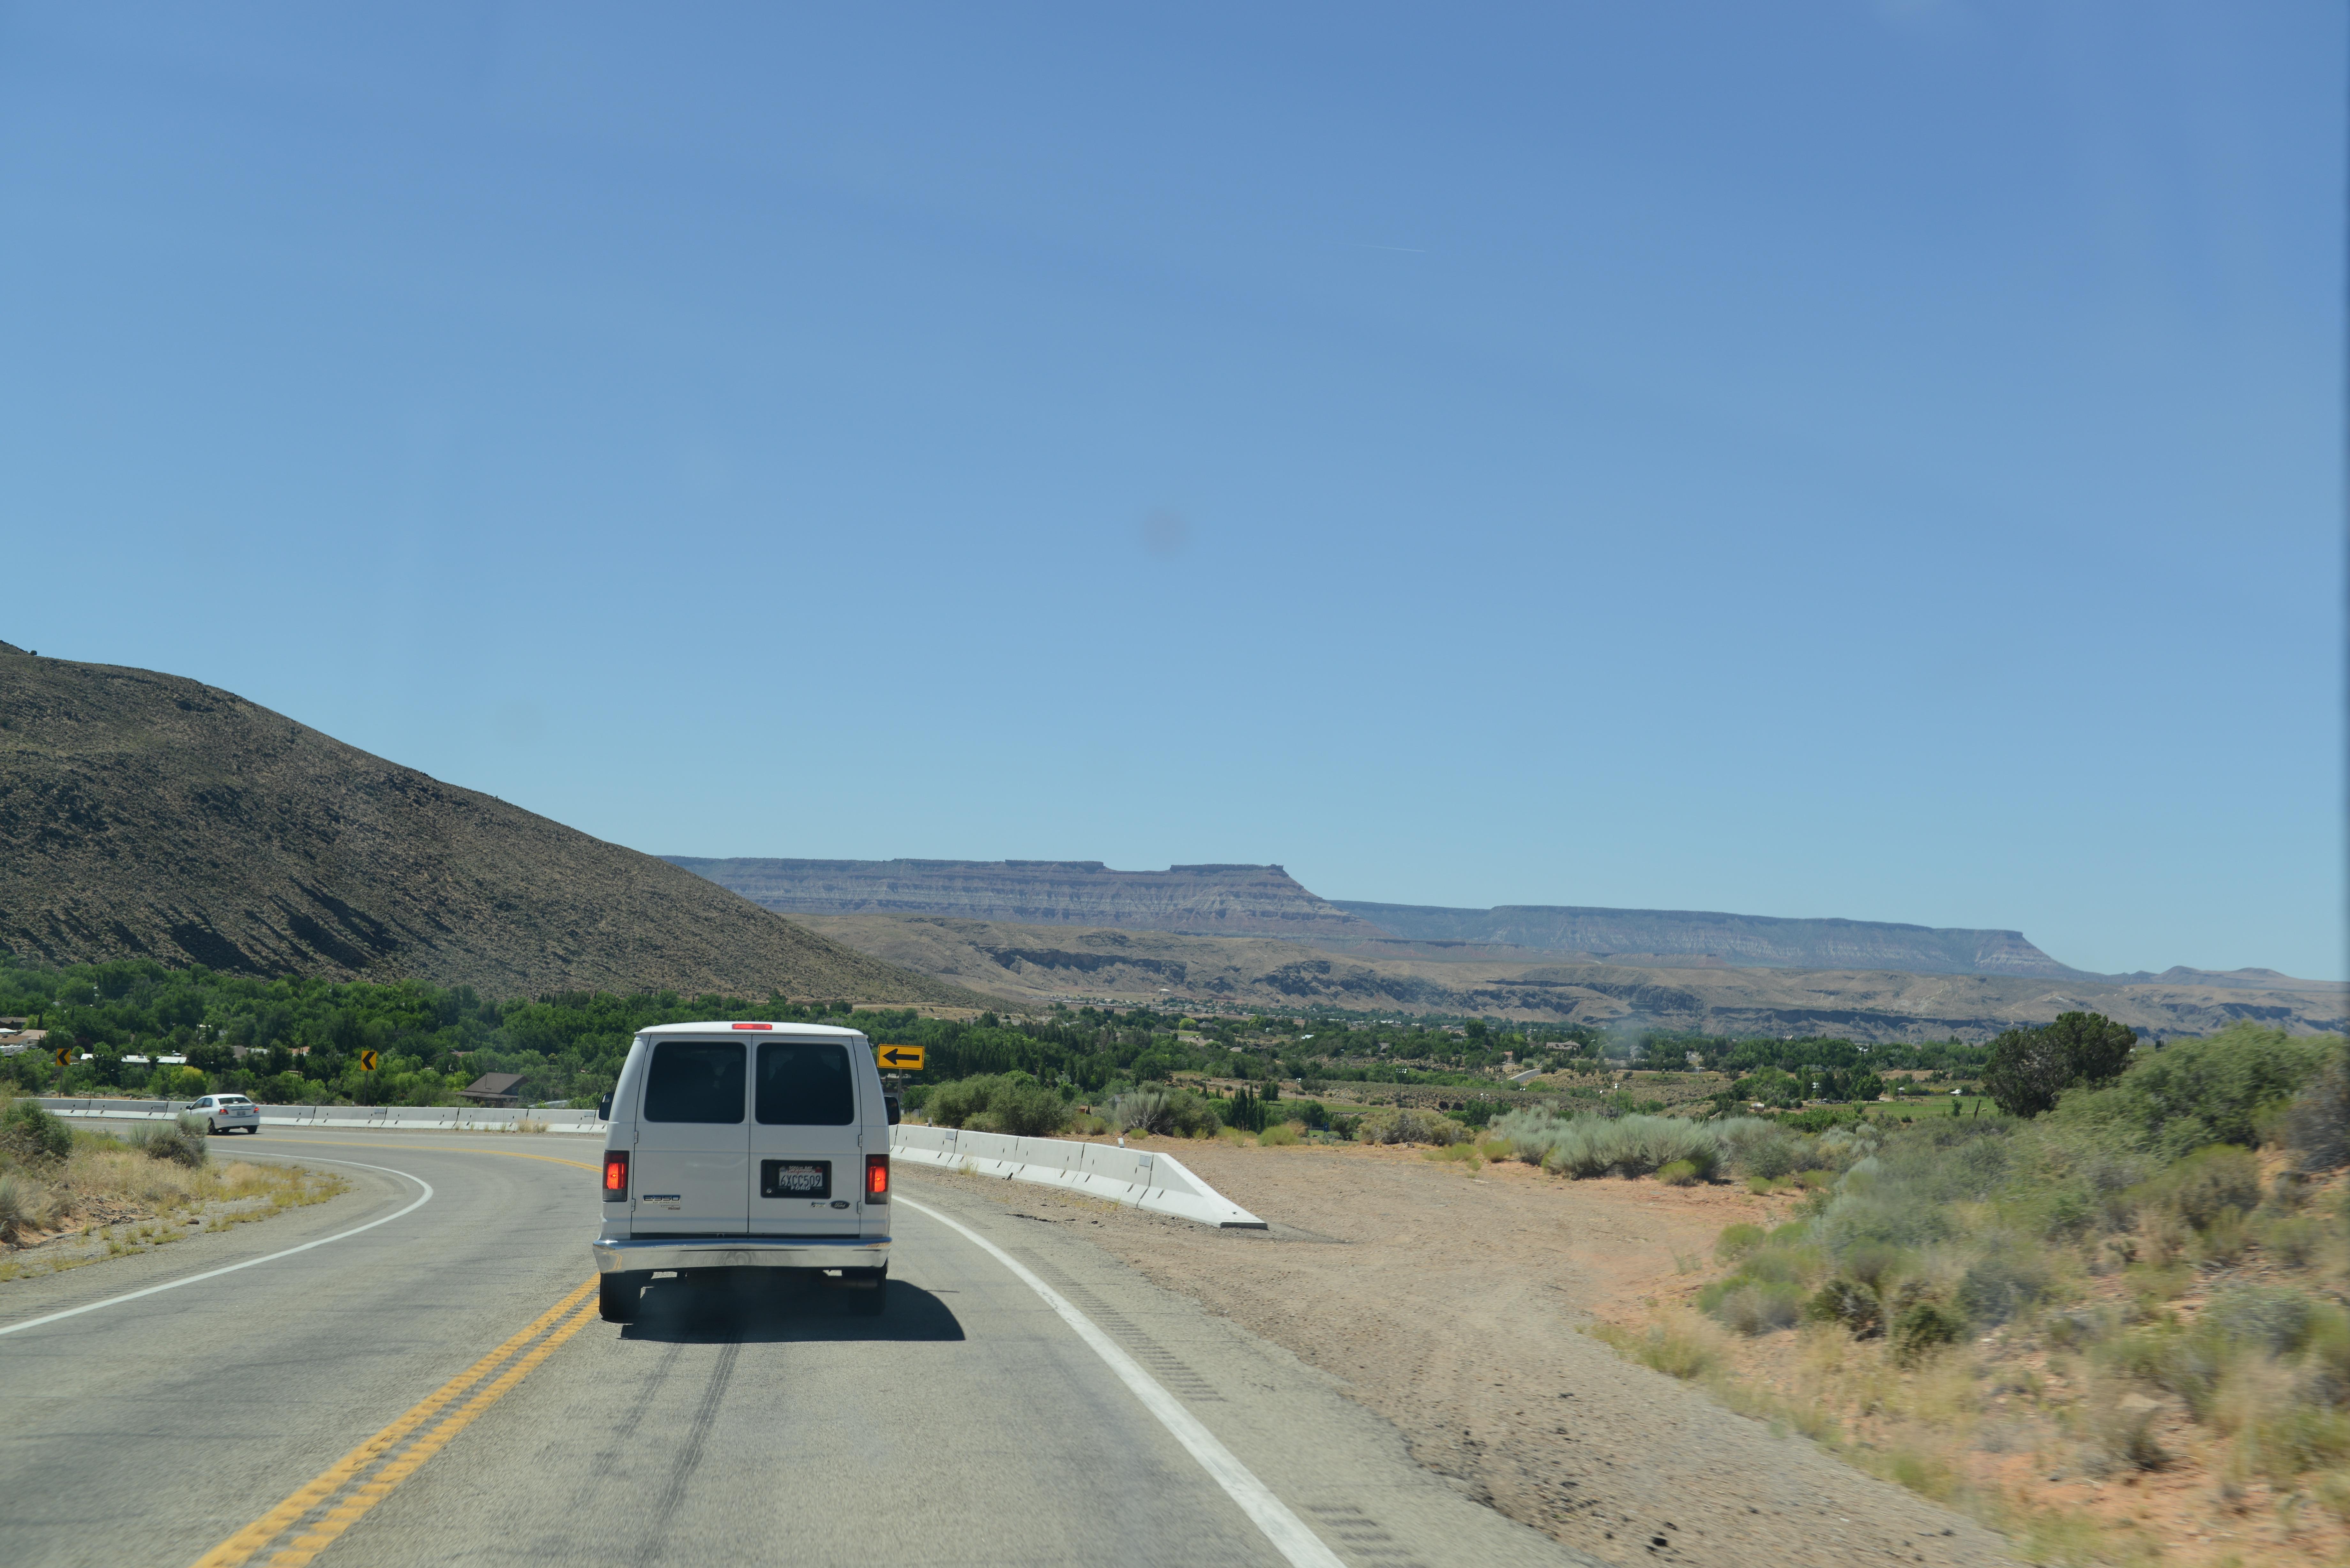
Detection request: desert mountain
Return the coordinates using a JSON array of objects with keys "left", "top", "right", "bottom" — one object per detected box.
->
[
  {"left": 795, "top": 914, "right": 2349, "bottom": 1043},
  {"left": 0, "top": 652, "right": 978, "bottom": 1004},
  {"left": 667, "top": 857, "right": 1381, "bottom": 943},
  {"left": 1329, "top": 901, "right": 2082, "bottom": 978},
  {"left": 674, "top": 855, "right": 2095, "bottom": 979}
]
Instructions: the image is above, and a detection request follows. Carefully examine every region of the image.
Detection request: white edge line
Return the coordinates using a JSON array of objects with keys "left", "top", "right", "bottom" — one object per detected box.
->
[
  {"left": 898, "top": 1194, "right": 1344, "bottom": 1568},
  {"left": 0, "top": 1157, "right": 435, "bottom": 1338}
]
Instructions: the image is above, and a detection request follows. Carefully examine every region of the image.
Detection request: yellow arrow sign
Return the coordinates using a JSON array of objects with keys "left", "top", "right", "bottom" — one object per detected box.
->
[
  {"left": 360, "top": 1050, "right": 380, "bottom": 1072},
  {"left": 53, "top": 1047, "right": 71, "bottom": 1068},
  {"left": 876, "top": 1045, "right": 924, "bottom": 1071}
]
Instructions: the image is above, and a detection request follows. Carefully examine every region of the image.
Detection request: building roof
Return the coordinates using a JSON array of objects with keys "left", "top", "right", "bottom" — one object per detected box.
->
[{"left": 462, "top": 1073, "right": 527, "bottom": 1097}]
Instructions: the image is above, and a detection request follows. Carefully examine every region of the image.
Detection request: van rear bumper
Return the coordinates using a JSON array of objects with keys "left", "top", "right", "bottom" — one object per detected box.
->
[{"left": 591, "top": 1235, "right": 890, "bottom": 1274}]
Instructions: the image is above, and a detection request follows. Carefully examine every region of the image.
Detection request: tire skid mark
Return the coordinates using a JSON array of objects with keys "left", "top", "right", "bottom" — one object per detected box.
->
[{"left": 643, "top": 1338, "right": 741, "bottom": 1564}]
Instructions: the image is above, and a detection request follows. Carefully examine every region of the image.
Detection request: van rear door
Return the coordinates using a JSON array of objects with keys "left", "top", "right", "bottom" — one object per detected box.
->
[
  {"left": 748, "top": 1035, "right": 863, "bottom": 1238},
  {"left": 631, "top": 1038, "right": 747, "bottom": 1235}
]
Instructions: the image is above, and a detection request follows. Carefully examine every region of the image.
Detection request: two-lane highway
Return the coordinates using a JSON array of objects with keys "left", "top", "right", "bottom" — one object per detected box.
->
[{"left": 2, "top": 1125, "right": 1595, "bottom": 1568}]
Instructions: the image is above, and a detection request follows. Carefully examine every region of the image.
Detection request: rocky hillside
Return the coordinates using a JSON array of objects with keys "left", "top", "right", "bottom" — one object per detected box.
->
[
  {"left": 0, "top": 651, "right": 979, "bottom": 1004},
  {"left": 669, "top": 857, "right": 1382, "bottom": 942},
  {"left": 795, "top": 913, "right": 2347, "bottom": 1043}
]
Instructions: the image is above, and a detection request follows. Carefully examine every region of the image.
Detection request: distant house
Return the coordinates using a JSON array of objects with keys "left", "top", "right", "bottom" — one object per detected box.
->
[{"left": 460, "top": 1073, "right": 527, "bottom": 1109}]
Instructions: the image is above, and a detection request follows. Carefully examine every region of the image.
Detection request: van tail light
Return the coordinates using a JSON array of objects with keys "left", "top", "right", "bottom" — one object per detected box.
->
[
  {"left": 865, "top": 1154, "right": 890, "bottom": 1202},
  {"left": 603, "top": 1150, "right": 629, "bottom": 1201}
]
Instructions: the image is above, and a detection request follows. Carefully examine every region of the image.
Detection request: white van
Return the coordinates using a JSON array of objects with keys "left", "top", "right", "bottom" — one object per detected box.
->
[{"left": 591, "top": 1021, "right": 897, "bottom": 1322}]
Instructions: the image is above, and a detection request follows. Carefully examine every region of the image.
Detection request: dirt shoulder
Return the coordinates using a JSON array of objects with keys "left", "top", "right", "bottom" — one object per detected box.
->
[{"left": 906, "top": 1138, "right": 2020, "bottom": 1568}]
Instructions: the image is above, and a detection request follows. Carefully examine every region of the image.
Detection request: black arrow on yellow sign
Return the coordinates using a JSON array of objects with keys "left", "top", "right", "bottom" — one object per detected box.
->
[
  {"left": 53, "top": 1047, "right": 71, "bottom": 1068},
  {"left": 876, "top": 1045, "right": 924, "bottom": 1071},
  {"left": 360, "top": 1050, "right": 380, "bottom": 1072}
]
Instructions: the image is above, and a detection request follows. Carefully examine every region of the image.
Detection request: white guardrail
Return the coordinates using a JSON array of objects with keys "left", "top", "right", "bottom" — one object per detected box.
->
[
  {"left": 34, "top": 1097, "right": 608, "bottom": 1135},
  {"left": 33, "top": 1099, "right": 1266, "bottom": 1229},
  {"left": 890, "top": 1125, "right": 1266, "bottom": 1229}
]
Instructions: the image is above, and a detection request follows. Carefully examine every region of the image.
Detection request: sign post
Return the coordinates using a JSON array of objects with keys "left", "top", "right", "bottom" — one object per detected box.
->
[{"left": 54, "top": 1045, "right": 70, "bottom": 1095}]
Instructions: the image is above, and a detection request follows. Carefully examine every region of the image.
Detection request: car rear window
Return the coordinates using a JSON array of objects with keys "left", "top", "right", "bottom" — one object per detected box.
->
[
  {"left": 755, "top": 1041, "right": 854, "bottom": 1126},
  {"left": 642, "top": 1041, "right": 745, "bottom": 1123}
]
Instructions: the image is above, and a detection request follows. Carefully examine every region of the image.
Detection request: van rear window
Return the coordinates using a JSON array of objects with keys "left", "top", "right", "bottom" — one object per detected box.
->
[
  {"left": 643, "top": 1041, "right": 745, "bottom": 1123},
  {"left": 755, "top": 1041, "right": 854, "bottom": 1126}
]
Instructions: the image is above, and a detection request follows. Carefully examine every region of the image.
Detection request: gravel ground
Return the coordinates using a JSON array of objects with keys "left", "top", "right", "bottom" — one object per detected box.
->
[{"left": 906, "top": 1139, "right": 2023, "bottom": 1568}]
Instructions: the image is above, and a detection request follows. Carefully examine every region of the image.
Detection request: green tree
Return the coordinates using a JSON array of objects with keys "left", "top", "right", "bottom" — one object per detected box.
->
[{"left": 1982, "top": 1011, "right": 2138, "bottom": 1119}]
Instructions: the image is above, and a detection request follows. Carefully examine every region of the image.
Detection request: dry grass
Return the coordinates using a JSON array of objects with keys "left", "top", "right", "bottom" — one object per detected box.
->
[{"left": 0, "top": 1136, "right": 346, "bottom": 1282}]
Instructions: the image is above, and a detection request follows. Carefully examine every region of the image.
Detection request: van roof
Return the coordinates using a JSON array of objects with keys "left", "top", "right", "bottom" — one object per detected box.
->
[{"left": 635, "top": 1020, "right": 868, "bottom": 1040}]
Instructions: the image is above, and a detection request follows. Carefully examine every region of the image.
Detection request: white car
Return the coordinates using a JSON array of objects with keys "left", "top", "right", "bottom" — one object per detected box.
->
[
  {"left": 591, "top": 1021, "right": 898, "bottom": 1322},
  {"left": 189, "top": 1093, "right": 261, "bottom": 1134}
]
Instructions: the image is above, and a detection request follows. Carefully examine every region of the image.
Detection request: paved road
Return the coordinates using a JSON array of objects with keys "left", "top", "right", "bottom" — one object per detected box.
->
[{"left": 1, "top": 1125, "right": 1595, "bottom": 1568}]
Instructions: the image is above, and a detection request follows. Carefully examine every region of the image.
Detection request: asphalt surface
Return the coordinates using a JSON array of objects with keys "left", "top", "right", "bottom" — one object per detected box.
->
[{"left": 1, "top": 1124, "right": 1597, "bottom": 1568}]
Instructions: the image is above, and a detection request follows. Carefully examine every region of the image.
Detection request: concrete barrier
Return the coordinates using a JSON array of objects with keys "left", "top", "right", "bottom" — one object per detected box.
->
[
  {"left": 891, "top": 1124, "right": 1265, "bottom": 1229},
  {"left": 33, "top": 1097, "right": 607, "bottom": 1135}
]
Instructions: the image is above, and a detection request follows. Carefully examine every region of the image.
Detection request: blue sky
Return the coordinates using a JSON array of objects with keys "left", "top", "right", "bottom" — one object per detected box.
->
[{"left": 3, "top": 4, "right": 2341, "bottom": 979}]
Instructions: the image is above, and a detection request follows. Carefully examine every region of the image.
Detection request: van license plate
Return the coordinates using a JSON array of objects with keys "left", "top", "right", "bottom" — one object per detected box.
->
[{"left": 761, "top": 1161, "right": 831, "bottom": 1199}]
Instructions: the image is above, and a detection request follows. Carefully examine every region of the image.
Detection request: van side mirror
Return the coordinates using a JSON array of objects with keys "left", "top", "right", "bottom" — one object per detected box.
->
[
  {"left": 597, "top": 1094, "right": 613, "bottom": 1123},
  {"left": 885, "top": 1095, "right": 901, "bottom": 1127}
]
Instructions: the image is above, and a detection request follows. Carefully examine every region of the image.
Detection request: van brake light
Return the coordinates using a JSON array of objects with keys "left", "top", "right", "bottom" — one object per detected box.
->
[
  {"left": 732, "top": 1022, "right": 773, "bottom": 1030},
  {"left": 865, "top": 1154, "right": 889, "bottom": 1201},
  {"left": 603, "top": 1150, "right": 629, "bottom": 1200}
]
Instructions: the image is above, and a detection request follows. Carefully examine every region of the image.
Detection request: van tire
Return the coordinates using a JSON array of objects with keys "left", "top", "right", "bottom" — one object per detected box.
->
[{"left": 600, "top": 1271, "right": 645, "bottom": 1323}]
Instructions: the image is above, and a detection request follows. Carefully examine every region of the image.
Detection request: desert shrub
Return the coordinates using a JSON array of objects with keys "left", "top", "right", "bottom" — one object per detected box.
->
[
  {"left": 2285, "top": 1052, "right": 2350, "bottom": 1172},
  {"left": 2251, "top": 1406, "right": 2350, "bottom": 1482},
  {"left": 2091, "top": 1392, "right": 2172, "bottom": 1472},
  {"left": 1714, "top": 1222, "right": 1767, "bottom": 1262},
  {"left": 1841, "top": 1241, "right": 1909, "bottom": 1292},
  {"left": 2102, "top": 1323, "right": 2234, "bottom": 1420},
  {"left": 1107, "top": 1088, "right": 1218, "bottom": 1138},
  {"left": 2256, "top": 1212, "right": 2326, "bottom": 1269},
  {"left": 926, "top": 1074, "right": 1019, "bottom": 1129},
  {"left": 1, "top": 1099, "right": 72, "bottom": 1162},
  {"left": 1257, "top": 1123, "right": 1300, "bottom": 1147},
  {"left": 2131, "top": 1145, "right": 2261, "bottom": 1232},
  {"left": 1355, "top": 1107, "right": 1463, "bottom": 1146},
  {"left": 1532, "top": 1115, "right": 1720, "bottom": 1179},
  {"left": 1603, "top": 1314, "right": 1723, "bottom": 1378},
  {"left": 1958, "top": 1250, "right": 2050, "bottom": 1326},
  {"left": 127, "top": 1121, "right": 207, "bottom": 1169},
  {"left": 1734, "top": 1131, "right": 1800, "bottom": 1181},
  {"left": 979, "top": 1083, "right": 1075, "bottom": 1138},
  {"left": 2049, "top": 1023, "right": 2337, "bottom": 1160},
  {"left": 2194, "top": 1207, "right": 2251, "bottom": 1266},
  {"left": 1656, "top": 1159, "right": 1702, "bottom": 1186},
  {"left": 1712, "top": 1280, "right": 1804, "bottom": 1336},
  {"left": 2301, "top": 1308, "right": 2350, "bottom": 1406},
  {"left": 0, "top": 1171, "right": 49, "bottom": 1242},
  {"left": 2204, "top": 1285, "right": 2317, "bottom": 1355},
  {"left": 2043, "top": 1307, "right": 2111, "bottom": 1352},
  {"left": 1806, "top": 1278, "right": 1884, "bottom": 1338},
  {"left": 1813, "top": 1125, "right": 1881, "bottom": 1167},
  {"left": 1890, "top": 1293, "right": 1966, "bottom": 1364},
  {"left": 1734, "top": 1246, "right": 1812, "bottom": 1287}
]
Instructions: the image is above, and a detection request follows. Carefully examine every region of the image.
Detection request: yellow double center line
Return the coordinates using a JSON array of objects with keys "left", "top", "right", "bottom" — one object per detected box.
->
[
  {"left": 193, "top": 1278, "right": 601, "bottom": 1566},
  {"left": 193, "top": 1137, "right": 612, "bottom": 1566}
]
